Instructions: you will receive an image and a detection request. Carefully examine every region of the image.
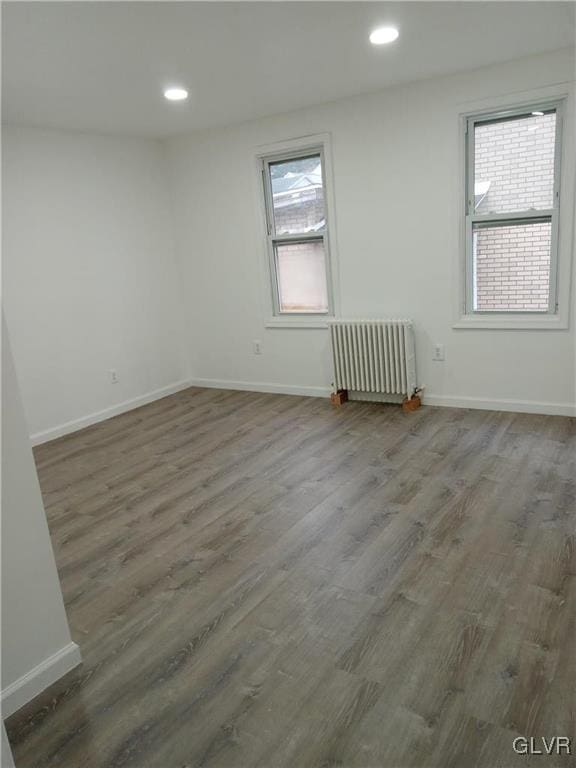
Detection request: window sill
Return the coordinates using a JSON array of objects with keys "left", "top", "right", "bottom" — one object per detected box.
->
[
  {"left": 453, "top": 313, "right": 568, "bottom": 330},
  {"left": 265, "top": 316, "right": 331, "bottom": 329}
]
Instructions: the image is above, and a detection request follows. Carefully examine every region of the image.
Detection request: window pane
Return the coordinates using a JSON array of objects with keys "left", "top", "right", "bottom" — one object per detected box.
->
[
  {"left": 270, "top": 154, "right": 325, "bottom": 235},
  {"left": 276, "top": 240, "right": 328, "bottom": 313},
  {"left": 474, "top": 112, "right": 556, "bottom": 214},
  {"left": 473, "top": 220, "right": 551, "bottom": 312}
]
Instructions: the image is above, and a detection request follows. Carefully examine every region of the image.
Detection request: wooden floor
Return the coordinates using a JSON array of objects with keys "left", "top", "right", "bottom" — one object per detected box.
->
[{"left": 6, "top": 387, "right": 575, "bottom": 768}]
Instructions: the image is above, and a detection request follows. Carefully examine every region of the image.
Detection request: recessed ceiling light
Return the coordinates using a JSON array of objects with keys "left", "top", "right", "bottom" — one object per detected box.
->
[
  {"left": 369, "top": 26, "right": 399, "bottom": 45},
  {"left": 531, "top": 111, "right": 544, "bottom": 116},
  {"left": 164, "top": 87, "right": 188, "bottom": 102}
]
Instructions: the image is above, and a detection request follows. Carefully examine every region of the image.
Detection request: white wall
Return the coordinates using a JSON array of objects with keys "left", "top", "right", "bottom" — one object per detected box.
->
[
  {"left": 165, "top": 49, "right": 576, "bottom": 415},
  {"left": 3, "top": 128, "right": 188, "bottom": 440},
  {"left": 2, "top": 722, "right": 15, "bottom": 768},
  {"left": 1, "top": 323, "right": 80, "bottom": 716}
]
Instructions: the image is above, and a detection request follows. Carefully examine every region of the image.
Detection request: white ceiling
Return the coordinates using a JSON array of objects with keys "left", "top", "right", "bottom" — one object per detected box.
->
[{"left": 2, "top": 2, "right": 574, "bottom": 138}]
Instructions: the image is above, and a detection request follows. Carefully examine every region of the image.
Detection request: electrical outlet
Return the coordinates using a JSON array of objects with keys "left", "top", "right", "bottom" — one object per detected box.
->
[
  {"left": 109, "top": 369, "right": 119, "bottom": 384},
  {"left": 432, "top": 344, "right": 445, "bottom": 362},
  {"left": 253, "top": 340, "right": 262, "bottom": 355}
]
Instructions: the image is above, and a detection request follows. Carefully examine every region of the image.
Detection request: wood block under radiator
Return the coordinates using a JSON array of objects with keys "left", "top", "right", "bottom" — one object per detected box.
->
[
  {"left": 330, "top": 389, "right": 348, "bottom": 407},
  {"left": 402, "top": 395, "right": 421, "bottom": 413}
]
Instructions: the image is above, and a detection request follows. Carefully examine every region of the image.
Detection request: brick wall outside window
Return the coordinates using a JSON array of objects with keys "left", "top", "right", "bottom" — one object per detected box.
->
[
  {"left": 474, "top": 221, "right": 551, "bottom": 311},
  {"left": 473, "top": 113, "right": 555, "bottom": 311}
]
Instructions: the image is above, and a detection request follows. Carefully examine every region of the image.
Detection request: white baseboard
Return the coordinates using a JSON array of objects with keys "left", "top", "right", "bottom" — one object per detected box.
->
[
  {"left": 191, "top": 378, "right": 575, "bottom": 417},
  {"left": 424, "top": 393, "right": 576, "bottom": 417},
  {"left": 29, "top": 378, "right": 574, "bottom": 447},
  {"left": 30, "top": 380, "right": 193, "bottom": 446},
  {"left": 1, "top": 642, "right": 82, "bottom": 718},
  {"left": 189, "top": 377, "right": 332, "bottom": 399}
]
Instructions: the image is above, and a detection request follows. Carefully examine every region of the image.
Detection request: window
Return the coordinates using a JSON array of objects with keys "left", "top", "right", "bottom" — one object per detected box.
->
[
  {"left": 261, "top": 147, "right": 332, "bottom": 316},
  {"left": 465, "top": 102, "right": 562, "bottom": 315}
]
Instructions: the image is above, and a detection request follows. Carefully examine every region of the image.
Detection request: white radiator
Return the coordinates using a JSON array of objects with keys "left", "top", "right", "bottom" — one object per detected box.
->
[{"left": 329, "top": 320, "right": 417, "bottom": 400}]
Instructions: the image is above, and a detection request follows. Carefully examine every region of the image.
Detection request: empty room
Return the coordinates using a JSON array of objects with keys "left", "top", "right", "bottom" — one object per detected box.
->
[{"left": 1, "top": 2, "right": 575, "bottom": 766}]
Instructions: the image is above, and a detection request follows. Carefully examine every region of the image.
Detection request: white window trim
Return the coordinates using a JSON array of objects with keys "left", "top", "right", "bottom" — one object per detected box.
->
[
  {"left": 454, "top": 84, "right": 574, "bottom": 330},
  {"left": 254, "top": 133, "right": 340, "bottom": 329}
]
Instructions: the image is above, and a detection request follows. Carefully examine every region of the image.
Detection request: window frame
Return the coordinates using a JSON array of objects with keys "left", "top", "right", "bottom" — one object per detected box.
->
[
  {"left": 259, "top": 142, "right": 335, "bottom": 323},
  {"left": 461, "top": 98, "right": 566, "bottom": 326}
]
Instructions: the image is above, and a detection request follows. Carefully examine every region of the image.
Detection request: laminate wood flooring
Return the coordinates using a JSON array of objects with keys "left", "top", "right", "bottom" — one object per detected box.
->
[{"left": 6, "top": 388, "right": 576, "bottom": 767}]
